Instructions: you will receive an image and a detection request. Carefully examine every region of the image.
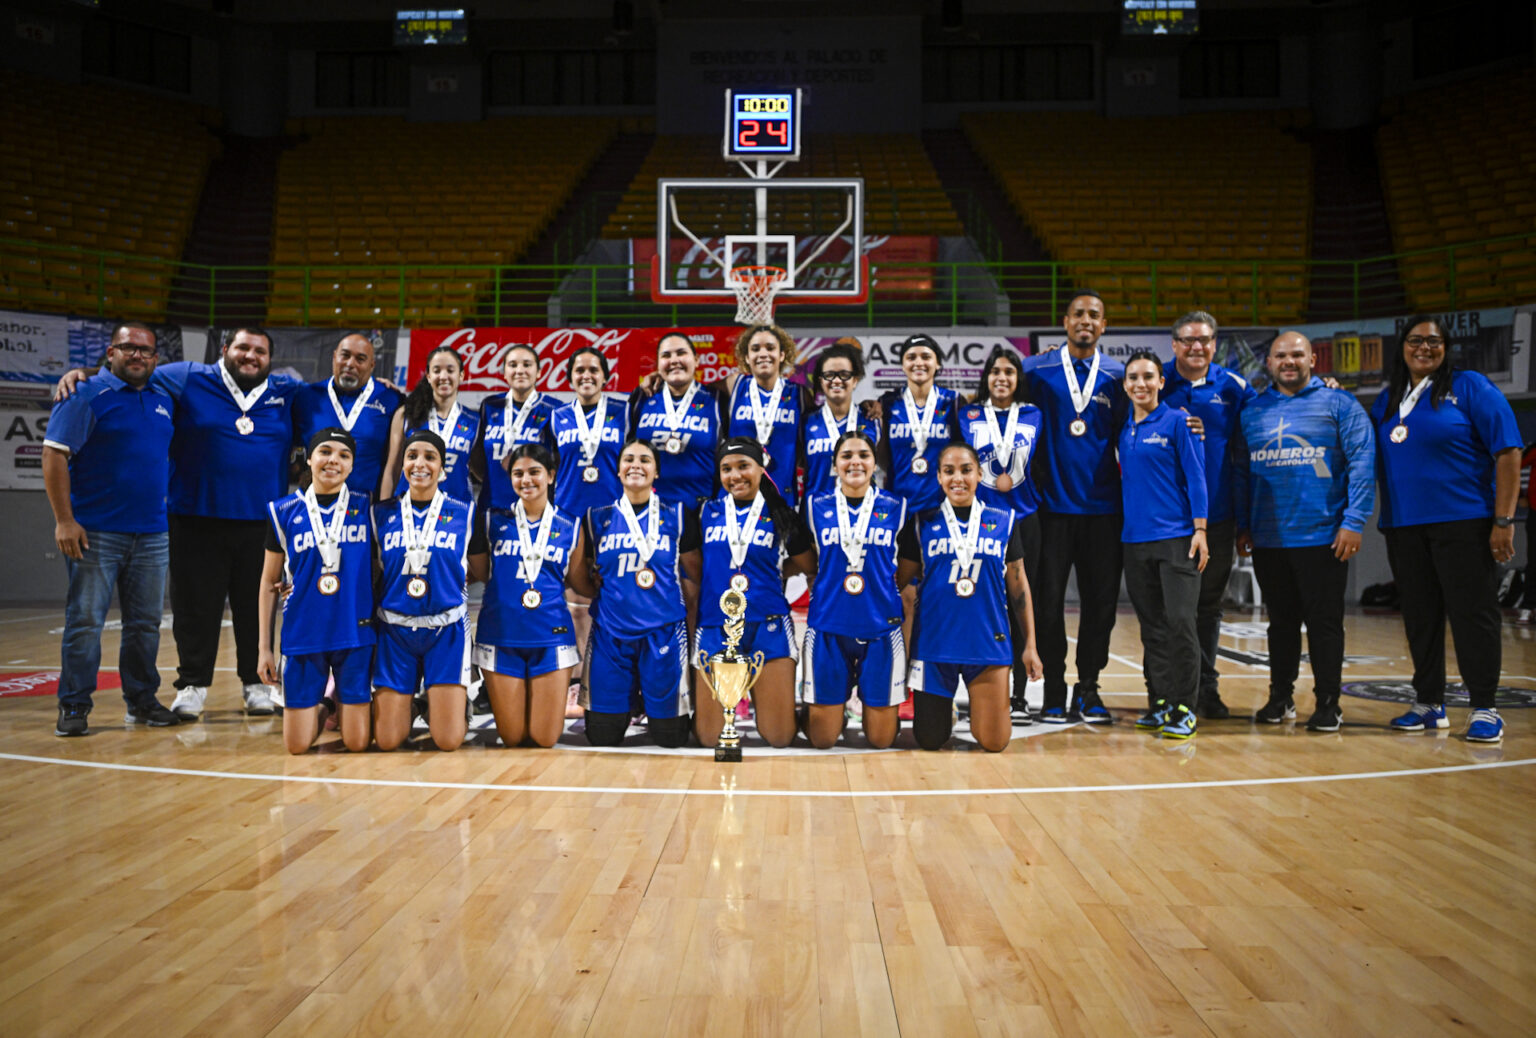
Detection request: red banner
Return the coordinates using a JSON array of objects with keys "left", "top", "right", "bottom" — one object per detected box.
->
[
  {"left": 0, "top": 670, "right": 119, "bottom": 698},
  {"left": 408, "top": 326, "right": 746, "bottom": 394},
  {"left": 632, "top": 235, "right": 937, "bottom": 297}
]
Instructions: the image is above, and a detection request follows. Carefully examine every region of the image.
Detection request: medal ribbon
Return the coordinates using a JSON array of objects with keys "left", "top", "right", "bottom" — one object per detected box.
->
[
  {"left": 326, "top": 377, "right": 376, "bottom": 432},
  {"left": 902, "top": 385, "right": 939, "bottom": 460},
  {"left": 303, "top": 484, "right": 351, "bottom": 573},
  {"left": 399, "top": 490, "right": 445, "bottom": 575},
  {"left": 982, "top": 403, "right": 1022, "bottom": 477},
  {"left": 571, "top": 395, "right": 608, "bottom": 465},
  {"left": 940, "top": 499, "right": 983, "bottom": 577},
  {"left": 748, "top": 377, "right": 783, "bottom": 447},
  {"left": 617, "top": 493, "right": 661, "bottom": 567},
  {"left": 1397, "top": 375, "right": 1432, "bottom": 427},
  {"left": 217, "top": 360, "right": 269, "bottom": 421},
  {"left": 660, "top": 381, "right": 697, "bottom": 441},
  {"left": 724, "top": 492, "right": 767, "bottom": 571},
  {"left": 834, "top": 489, "right": 877, "bottom": 573},
  {"left": 513, "top": 500, "right": 557, "bottom": 588},
  {"left": 428, "top": 401, "right": 461, "bottom": 439},
  {"left": 1060, "top": 349, "right": 1102, "bottom": 421},
  {"left": 501, "top": 390, "right": 541, "bottom": 449},
  {"left": 821, "top": 402, "right": 857, "bottom": 447}
]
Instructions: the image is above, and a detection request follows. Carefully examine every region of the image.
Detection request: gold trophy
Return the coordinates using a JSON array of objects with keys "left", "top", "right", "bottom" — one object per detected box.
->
[{"left": 694, "top": 586, "right": 765, "bottom": 762}]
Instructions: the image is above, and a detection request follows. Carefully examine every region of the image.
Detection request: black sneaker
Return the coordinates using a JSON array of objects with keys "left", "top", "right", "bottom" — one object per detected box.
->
[
  {"left": 125, "top": 699, "right": 180, "bottom": 727},
  {"left": 55, "top": 701, "right": 90, "bottom": 737},
  {"left": 472, "top": 689, "right": 491, "bottom": 715},
  {"left": 1010, "top": 694, "right": 1035, "bottom": 726},
  {"left": 1253, "top": 696, "right": 1296, "bottom": 724},
  {"left": 1305, "top": 701, "right": 1342, "bottom": 732},
  {"left": 1074, "top": 687, "right": 1113, "bottom": 725},
  {"left": 1198, "top": 693, "right": 1231, "bottom": 720}
]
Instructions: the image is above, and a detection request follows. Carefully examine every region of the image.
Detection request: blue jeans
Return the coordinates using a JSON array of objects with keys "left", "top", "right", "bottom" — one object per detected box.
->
[{"left": 60, "top": 530, "right": 168, "bottom": 708}]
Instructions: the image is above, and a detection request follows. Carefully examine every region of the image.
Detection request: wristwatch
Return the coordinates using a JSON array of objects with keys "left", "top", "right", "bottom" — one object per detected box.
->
[{"left": 1494, "top": 516, "right": 1515, "bottom": 528}]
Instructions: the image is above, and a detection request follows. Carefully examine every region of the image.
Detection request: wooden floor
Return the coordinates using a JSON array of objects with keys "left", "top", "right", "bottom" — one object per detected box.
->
[{"left": 1, "top": 606, "right": 1534, "bottom": 1037}]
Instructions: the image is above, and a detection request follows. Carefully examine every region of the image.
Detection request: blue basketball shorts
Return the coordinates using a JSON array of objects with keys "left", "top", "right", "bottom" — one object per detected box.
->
[
  {"left": 283, "top": 645, "right": 373, "bottom": 709},
  {"left": 800, "top": 627, "right": 906, "bottom": 708},
  {"left": 584, "top": 620, "right": 690, "bottom": 719},
  {"left": 907, "top": 659, "right": 1003, "bottom": 701},
  {"left": 375, "top": 619, "right": 471, "bottom": 694},
  {"left": 694, "top": 614, "right": 797, "bottom": 665},
  {"left": 473, "top": 641, "right": 580, "bottom": 680}
]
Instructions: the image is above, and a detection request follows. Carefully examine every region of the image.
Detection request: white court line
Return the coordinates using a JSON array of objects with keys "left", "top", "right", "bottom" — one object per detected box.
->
[
  {"left": 0, "top": 751, "right": 1529, "bottom": 798},
  {"left": 0, "top": 613, "right": 63, "bottom": 625}
]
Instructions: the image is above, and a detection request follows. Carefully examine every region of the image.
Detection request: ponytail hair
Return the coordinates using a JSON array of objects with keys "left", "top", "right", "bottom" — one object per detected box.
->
[{"left": 404, "top": 345, "right": 461, "bottom": 428}]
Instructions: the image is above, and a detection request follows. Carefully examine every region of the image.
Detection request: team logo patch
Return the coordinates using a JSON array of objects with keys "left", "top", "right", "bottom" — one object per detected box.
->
[{"left": 1342, "top": 682, "right": 1536, "bottom": 709}]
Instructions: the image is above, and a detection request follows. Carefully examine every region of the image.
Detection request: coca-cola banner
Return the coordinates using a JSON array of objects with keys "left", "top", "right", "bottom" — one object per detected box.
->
[
  {"left": 405, "top": 326, "right": 746, "bottom": 407},
  {"left": 631, "top": 236, "right": 937, "bottom": 297}
]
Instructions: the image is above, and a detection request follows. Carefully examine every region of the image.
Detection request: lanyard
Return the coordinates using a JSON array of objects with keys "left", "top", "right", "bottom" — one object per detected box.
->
[
  {"left": 834, "top": 489, "right": 877, "bottom": 572},
  {"left": 302, "top": 485, "right": 351, "bottom": 572},
  {"left": 724, "top": 492, "right": 767, "bottom": 570},
  {"left": 399, "top": 490, "right": 445, "bottom": 575},
  {"left": 940, "top": 498, "right": 983, "bottom": 575},
  {"left": 327, "top": 377, "right": 376, "bottom": 432},
  {"left": 617, "top": 493, "right": 661, "bottom": 565},
  {"left": 571, "top": 396, "right": 608, "bottom": 464},
  {"left": 1060, "top": 349, "right": 1102, "bottom": 417},
  {"left": 513, "top": 500, "right": 556, "bottom": 586}
]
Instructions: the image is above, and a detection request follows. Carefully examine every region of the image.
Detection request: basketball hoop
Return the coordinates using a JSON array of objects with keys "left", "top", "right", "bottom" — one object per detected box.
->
[{"left": 728, "top": 265, "right": 789, "bottom": 325}]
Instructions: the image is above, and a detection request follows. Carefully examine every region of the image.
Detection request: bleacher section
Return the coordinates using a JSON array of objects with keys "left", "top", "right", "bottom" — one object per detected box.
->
[
  {"left": 601, "top": 134, "right": 964, "bottom": 239},
  {"left": 0, "top": 70, "right": 218, "bottom": 321},
  {"left": 963, "top": 111, "right": 1314, "bottom": 326},
  {"left": 268, "top": 116, "right": 617, "bottom": 326},
  {"left": 1377, "top": 67, "right": 1536, "bottom": 311}
]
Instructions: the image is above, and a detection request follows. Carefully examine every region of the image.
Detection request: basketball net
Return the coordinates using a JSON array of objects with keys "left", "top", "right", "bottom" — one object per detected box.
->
[{"left": 729, "top": 265, "right": 788, "bottom": 325}]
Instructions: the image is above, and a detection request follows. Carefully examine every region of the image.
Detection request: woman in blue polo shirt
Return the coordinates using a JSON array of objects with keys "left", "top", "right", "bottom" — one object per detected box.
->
[
  {"left": 1118, "top": 351, "right": 1208, "bottom": 740},
  {"left": 1372, "top": 317, "right": 1522, "bottom": 744}
]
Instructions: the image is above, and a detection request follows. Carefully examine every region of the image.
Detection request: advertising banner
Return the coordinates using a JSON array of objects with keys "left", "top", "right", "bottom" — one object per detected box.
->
[
  {"left": 0, "top": 403, "right": 50, "bottom": 490},
  {"left": 0, "top": 310, "right": 70, "bottom": 385},
  {"left": 69, "top": 317, "right": 185, "bottom": 369}
]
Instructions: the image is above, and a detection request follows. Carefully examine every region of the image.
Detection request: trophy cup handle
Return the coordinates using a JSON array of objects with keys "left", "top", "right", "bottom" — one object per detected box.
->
[
  {"left": 741, "top": 651, "right": 767, "bottom": 695},
  {"left": 693, "top": 649, "right": 718, "bottom": 702}
]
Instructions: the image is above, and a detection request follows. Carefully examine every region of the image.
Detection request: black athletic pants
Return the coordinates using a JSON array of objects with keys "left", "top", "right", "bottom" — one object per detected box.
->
[
  {"left": 1123, "top": 536, "right": 1202, "bottom": 713},
  {"left": 1035, "top": 510, "right": 1123, "bottom": 711},
  {"left": 1384, "top": 518, "right": 1501, "bottom": 709},
  {"left": 169, "top": 514, "right": 267, "bottom": 689},
  {"left": 1009, "top": 510, "right": 1042, "bottom": 703},
  {"left": 1250, "top": 545, "right": 1348, "bottom": 704},
  {"left": 1143, "top": 519, "right": 1236, "bottom": 704}
]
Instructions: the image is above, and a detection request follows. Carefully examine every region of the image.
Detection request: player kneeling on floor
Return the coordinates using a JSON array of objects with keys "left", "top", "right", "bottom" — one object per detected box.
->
[
  {"left": 372, "top": 431, "right": 474, "bottom": 751},
  {"left": 258, "top": 428, "right": 375, "bottom": 754},
  {"left": 568, "top": 440, "right": 693, "bottom": 748}
]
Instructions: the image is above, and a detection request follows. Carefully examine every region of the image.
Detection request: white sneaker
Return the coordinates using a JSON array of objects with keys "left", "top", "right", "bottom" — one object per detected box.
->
[
  {"left": 171, "top": 686, "right": 208, "bottom": 720},
  {"left": 242, "top": 683, "right": 278, "bottom": 716}
]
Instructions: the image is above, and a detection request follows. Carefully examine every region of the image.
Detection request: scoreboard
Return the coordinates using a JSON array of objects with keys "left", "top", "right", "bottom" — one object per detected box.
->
[
  {"left": 1122, "top": 0, "right": 1199, "bottom": 35},
  {"left": 722, "top": 89, "right": 802, "bottom": 163},
  {"left": 394, "top": 9, "right": 468, "bottom": 46}
]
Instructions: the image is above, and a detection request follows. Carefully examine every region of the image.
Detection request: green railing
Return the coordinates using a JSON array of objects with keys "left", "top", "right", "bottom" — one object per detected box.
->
[{"left": 2, "top": 232, "right": 1533, "bottom": 329}]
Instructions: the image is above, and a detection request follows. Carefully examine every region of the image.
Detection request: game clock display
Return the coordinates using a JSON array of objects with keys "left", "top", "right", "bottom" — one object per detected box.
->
[{"left": 723, "top": 89, "right": 802, "bottom": 162}]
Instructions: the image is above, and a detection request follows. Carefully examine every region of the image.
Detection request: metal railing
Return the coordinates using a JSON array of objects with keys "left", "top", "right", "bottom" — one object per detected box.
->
[{"left": 2, "top": 232, "right": 1532, "bottom": 329}]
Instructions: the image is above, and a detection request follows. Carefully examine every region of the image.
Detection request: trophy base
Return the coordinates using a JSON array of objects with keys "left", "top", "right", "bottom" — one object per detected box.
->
[{"left": 714, "top": 744, "right": 743, "bottom": 763}]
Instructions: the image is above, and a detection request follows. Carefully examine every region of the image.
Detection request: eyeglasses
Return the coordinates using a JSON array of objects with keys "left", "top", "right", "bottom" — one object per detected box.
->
[
  {"left": 1174, "top": 336, "right": 1214, "bottom": 348},
  {"left": 111, "top": 345, "right": 156, "bottom": 357},
  {"left": 819, "top": 371, "right": 856, "bottom": 384},
  {"left": 1405, "top": 336, "right": 1445, "bottom": 348}
]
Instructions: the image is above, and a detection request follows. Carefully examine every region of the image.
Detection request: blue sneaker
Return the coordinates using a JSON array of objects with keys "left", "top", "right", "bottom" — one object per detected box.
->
[
  {"left": 1135, "top": 700, "right": 1170, "bottom": 730},
  {"left": 1160, "top": 705, "right": 1197, "bottom": 740},
  {"left": 1389, "top": 703, "right": 1449, "bottom": 732},
  {"left": 1038, "top": 706, "right": 1071, "bottom": 725},
  {"left": 1466, "top": 709, "right": 1504, "bottom": 744},
  {"left": 1074, "top": 690, "right": 1113, "bottom": 726}
]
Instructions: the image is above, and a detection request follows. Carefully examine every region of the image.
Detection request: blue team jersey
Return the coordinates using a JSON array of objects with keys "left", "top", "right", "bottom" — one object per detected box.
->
[
  {"left": 1020, "top": 350, "right": 1127, "bottom": 515},
  {"left": 292, "top": 378, "right": 402, "bottom": 497},
  {"left": 44, "top": 370, "right": 175, "bottom": 533},
  {"left": 1119, "top": 403, "right": 1208, "bottom": 543},
  {"left": 803, "top": 490, "right": 907, "bottom": 638},
  {"left": 953, "top": 401, "right": 1043, "bottom": 518},
  {"left": 394, "top": 405, "right": 480, "bottom": 504},
  {"left": 586, "top": 498, "right": 688, "bottom": 637},
  {"left": 880, "top": 385, "right": 959, "bottom": 512},
  {"left": 267, "top": 490, "right": 375, "bottom": 656},
  {"left": 551, "top": 396, "right": 628, "bottom": 518},
  {"left": 152, "top": 361, "right": 298, "bottom": 522},
  {"left": 1370, "top": 370, "right": 1522, "bottom": 529},
  {"left": 908, "top": 503, "right": 1016, "bottom": 666},
  {"left": 728, "top": 377, "right": 805, "bottom": 506},
  {"left": 1161, "top": 361, "right": 1256, "bottom": 524},
  {"left": 475, "top": 506, "right": 577, "bottom": 648},
  {"left": 801, "top": 407, "right": 881, "bottom": 500},
  {"left": 629, "top": 383, "right": 724, "bottom": 509},
  {"left": 476, "top": 392, "right": 558, "bottom": 512},
  {"left": 1234, "top": 377, "right": 1376, "bottom": 549},
  {"left": 696, "top": 494, "right": 807, "bottom": 624},
  {"left": 372, "top": 493, "right": 472, "bottom": 617}
]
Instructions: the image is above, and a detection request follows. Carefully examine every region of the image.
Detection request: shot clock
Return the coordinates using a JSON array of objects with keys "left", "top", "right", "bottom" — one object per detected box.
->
[{"left": 722, "top": 89, "right": 802, "bottom": 162}]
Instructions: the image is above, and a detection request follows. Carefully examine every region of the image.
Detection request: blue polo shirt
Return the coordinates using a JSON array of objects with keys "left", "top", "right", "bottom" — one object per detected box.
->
[
  {"left": 45, "top": 371, "right": 176, "bottom": 533},
  {"left": 1020, "top": 349, "right": 1128, "bottom": 515},
  {"left": 292, "top": 378, "right": 403, "bottom": 497},
  {"left": 1369, "top": 369, "right": 1521, "bottom": 529},
  {"left": 1235, "top": 377, "right": 1376, "bottom": 549},
  {"left": 1160, "top": 360, "right": 1256, "bottom": 524},
  {"left": 1119, "top": 403, "right": 1208, "bottom": 543},
  {"left": 152, "top": 361, "right": 299, "bottom": 522}
]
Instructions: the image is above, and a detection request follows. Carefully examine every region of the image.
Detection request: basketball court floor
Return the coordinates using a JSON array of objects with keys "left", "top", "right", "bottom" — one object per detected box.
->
[{"left": 1, "top": 604, "right": 1532, "bottom": 1036}]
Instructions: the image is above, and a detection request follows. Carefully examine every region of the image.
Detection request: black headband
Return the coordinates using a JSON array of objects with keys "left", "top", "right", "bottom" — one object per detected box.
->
[
  {"left": 716, "top": 437, "right": 765, "bottom": 467},
  {"left": 307, "top": 427, "right": 356, "bottom": 455},
  {"left": 402, "top": 429, "right": 447, "bottom": 459}
]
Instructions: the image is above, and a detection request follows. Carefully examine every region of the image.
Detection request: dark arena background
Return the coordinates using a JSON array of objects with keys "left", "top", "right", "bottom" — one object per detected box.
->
[{"left": 2, "top": 1, "right": 1535, "bottom": 1034}]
